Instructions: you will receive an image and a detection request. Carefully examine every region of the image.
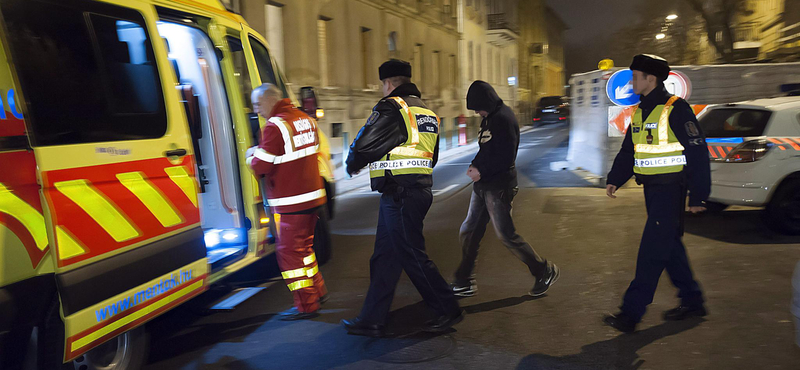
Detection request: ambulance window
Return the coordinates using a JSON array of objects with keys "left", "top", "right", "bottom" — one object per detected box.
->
[
  {"left": 226, "top": 36, "right": 254, "bottom": 113},
  {"left": 0, "top": 0, "right": 166, "bottom": 146},
  {"left": 249, "top": 37, "right": 288, "bottom": 98}
]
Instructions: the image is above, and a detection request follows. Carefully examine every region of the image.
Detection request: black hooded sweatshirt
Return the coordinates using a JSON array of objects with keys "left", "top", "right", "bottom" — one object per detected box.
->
[{"left": 466, "top": 81, "right": 518, "bottom": 190}]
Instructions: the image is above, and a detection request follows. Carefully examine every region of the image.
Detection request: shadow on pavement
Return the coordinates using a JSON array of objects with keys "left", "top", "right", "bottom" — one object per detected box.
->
[
  {"left": 684, "top": 210, "right": 800, "bottom": 245},
  {"left": 462, "top": 295, "right": 544, "bottom": 315},
  {"left": 178, "top": 322, "right": 458, "bottom": 370},
  {"left": 516, "top": 318, "right": 705, "bottom": 370},
  {"left": 146, "top": 298, "right": 280, "bottom": 364}
]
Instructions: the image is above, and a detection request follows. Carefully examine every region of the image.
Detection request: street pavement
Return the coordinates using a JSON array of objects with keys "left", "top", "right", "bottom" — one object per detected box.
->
[{"left": 143, "top": 122, "right": 800, "bottom": 369}]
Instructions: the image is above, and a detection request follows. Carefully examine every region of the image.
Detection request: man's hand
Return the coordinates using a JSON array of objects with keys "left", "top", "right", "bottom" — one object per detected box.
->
[
  {"left": 606, "top": 184, "right": 618, "bottom": 199},
  {"left": 246, "top": 146, "right": 256, "bottom": 158},
  {"left": 688, "top": 206, "right": 706, "bottom": 214},
  {"left": 467, "top": 166, "right": 481, "bottom": 182}
]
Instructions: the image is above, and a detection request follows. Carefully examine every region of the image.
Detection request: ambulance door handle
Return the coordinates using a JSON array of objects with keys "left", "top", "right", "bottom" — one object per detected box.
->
[{"left": 165, "top": 149, "right": 188, "bottom": 157}]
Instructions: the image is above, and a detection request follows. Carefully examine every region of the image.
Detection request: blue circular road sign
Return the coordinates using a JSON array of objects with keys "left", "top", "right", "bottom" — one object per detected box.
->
[{"left": 605, "top": 70, "right": 640, "bottom": 107}]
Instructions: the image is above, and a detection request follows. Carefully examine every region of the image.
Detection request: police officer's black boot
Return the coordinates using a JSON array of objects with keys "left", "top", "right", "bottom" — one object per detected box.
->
[
  {"left": 341, "top": 317, "right": 386, "bottom": 337},
  {"left": 424, "top": 310, "right": 465, "bottom": 333},
  {"left": 603, "top": 312, "right": 637, "bottom": 333},
  {"left": 663, "top": 304, "right": 707, "bottom": 321}
]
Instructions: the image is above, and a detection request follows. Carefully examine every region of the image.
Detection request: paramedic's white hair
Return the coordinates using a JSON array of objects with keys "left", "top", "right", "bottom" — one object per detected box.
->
[{"left": 251, "top": 83, "right": 281, "bottom": 101}]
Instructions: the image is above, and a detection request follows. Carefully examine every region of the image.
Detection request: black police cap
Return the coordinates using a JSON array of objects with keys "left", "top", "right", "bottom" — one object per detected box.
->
[
  {"left": 630, "top": 54, "right": 670, "bottom": 81},
  {"left": 379, "top": 59, "right": 412, "bottom": 80}
]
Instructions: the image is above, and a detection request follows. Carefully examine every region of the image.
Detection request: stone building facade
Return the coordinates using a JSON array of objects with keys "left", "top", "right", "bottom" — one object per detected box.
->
[{"left": 232, "top": 0, "right": 461, "bottom": 157}]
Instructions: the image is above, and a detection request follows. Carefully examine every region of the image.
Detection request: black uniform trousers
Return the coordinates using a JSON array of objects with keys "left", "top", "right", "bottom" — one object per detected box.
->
[
  {"left": 359, "top": 187, "right": 460, "bottom": 324},
  {"left": 621, "top": 180, "right": 705, "bottom": 322}
]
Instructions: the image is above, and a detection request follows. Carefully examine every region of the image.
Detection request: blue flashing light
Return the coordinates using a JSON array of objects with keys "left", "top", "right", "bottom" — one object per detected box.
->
[{"left": 706, "top": 137, "right": 744, "bottom": 144}]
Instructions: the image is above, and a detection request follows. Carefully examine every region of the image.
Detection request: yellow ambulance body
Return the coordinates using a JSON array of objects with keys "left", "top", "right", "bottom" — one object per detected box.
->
[{"left": 0, "top": 0, "right": 333, "bottom": 368}]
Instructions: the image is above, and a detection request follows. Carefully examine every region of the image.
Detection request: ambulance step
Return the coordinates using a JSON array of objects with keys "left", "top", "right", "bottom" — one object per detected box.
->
[{"left": 210, "top": 287, "right": 265, "bottom": 311}]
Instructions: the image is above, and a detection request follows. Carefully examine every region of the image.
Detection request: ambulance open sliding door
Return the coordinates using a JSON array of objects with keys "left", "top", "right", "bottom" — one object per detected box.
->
[
  {"left": 156, "top": 16, "right": 250, "bottom": 269},
  {"left": 228, "top": 25, "right": 276, "bottom": 259},
  {"left": 0, "top": 0, "right": 208, "bottom": 361}
]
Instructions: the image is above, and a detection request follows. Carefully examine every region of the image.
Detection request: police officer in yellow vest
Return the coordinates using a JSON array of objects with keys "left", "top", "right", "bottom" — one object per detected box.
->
[
  {"left": 341, "top": 59, "right": 463, "bottom": 337},
  {"left": 604, "top": 55, "right": 711, "bottom": 333}
]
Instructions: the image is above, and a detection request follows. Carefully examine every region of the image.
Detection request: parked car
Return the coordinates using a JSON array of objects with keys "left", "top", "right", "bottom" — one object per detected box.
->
[
  {"left": 699, "top": 97, "right": 800, "bottom": 234},
  {"left": 533, "top": 96, "right": 569, "bottom": 125}
]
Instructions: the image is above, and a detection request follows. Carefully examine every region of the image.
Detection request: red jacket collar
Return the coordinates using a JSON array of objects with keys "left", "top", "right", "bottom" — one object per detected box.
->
[{"left": 269, "top": 98, "right": 296, "bottom": 118}]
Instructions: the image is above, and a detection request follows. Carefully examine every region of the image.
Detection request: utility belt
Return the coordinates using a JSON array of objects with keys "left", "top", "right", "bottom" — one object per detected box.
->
[
  {"left": 381, "top": 183, "right": 430, "bottom": 202},
  {"left": 634, "top": 171, "right": 686, "bottom": 186}
]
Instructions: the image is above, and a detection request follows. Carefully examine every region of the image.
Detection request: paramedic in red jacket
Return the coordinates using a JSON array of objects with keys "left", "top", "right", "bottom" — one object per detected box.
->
[{"left": 246, "top": 83, "right": 328, "bottom": 320}]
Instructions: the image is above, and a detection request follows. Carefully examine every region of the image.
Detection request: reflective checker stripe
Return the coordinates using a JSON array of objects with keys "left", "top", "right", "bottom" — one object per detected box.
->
[
  {"left": 287, "top": 279, "right": 314, "bottom": 291},
  {"left": 267, "top": 189, "right": 326, "bottom": 207}
]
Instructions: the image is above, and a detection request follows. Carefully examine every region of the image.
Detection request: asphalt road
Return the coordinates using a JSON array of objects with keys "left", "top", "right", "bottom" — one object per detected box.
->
[{"left": 142, "top": 122, "right": 800, "bottom": 369}]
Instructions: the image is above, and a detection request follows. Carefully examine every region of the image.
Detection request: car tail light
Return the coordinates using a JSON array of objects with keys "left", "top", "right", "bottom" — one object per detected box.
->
[
  {"left": 533, "top": 118, "right": 541, "bottom": 121},
  {"left": 559, "top": 117, "right": 566, "bottom": 120},
  {"left": 718, "top": 139, "right": 773, "bottom": 163}
]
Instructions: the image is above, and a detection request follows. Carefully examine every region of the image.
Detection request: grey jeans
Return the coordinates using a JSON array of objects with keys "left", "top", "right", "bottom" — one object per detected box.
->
[{"left": 454, "top": 186, "right": 547, "bottom": 284}]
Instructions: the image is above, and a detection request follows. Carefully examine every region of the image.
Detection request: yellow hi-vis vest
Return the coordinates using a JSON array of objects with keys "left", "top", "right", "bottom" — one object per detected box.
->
[
  {"left": 369, "top": 97, "right": 439, "bottom": 178},
  {"left": 631, "top": 95, "right": 686, "bottom": 175}
]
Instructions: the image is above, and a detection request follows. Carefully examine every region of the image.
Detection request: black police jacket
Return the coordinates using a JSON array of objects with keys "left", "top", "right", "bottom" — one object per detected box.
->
[
  {"left": 346, "top": 83, "right": 439, "bottom": 193},
  {"left": 607, "top": 84, "right": 711, "bottom": 207}
]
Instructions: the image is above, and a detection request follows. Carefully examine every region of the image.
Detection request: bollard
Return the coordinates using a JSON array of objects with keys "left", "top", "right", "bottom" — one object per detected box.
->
[{"left": 458, "top": 114, "right": 467, "bottom": 146}]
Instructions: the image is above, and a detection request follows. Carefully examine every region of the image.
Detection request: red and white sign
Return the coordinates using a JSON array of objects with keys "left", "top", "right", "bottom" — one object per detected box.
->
[{"left": 664, "top": 71, "right": 692, "bottom": 100}]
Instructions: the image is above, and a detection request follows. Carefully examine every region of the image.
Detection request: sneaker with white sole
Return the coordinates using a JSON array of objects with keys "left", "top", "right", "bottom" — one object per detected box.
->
[
  {"left": 530, "top": 263, "right": 559, "bottom": 297},
  {"left": 450, "top": 280, "right": 477, "bottom": 297}
]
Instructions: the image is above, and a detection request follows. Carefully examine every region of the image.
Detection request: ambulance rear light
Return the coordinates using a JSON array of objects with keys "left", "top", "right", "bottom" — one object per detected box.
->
[{"left": 718, "top": 139, "right": 772, "bottom": 163}]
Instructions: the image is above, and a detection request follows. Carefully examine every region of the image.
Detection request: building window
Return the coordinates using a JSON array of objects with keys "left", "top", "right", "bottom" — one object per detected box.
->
[
  {"left": 413, "top": 44, "right": 423, "bottom": 88},
  {"left": 468, "top": 41, "right": 474, "bottom": 81},
  {"left": 432, "top": 51, "right": 440, "bottom": 95},
  {"left": 388, "top": 31, "right": 398, "bottom": 52},
  {"left": 2, "top": 0, "right": 166, "bottom": 146},
  {"left": 497, "top": 52, "right": 502, "bottom": 84},
  {"left": 332, "top": 122, "right": 343, "bottom": 137},
  {"left": 477, "top": 44, "right": 482, "bottom": 80},
  {"left": 318, "top": 17, "right": 331, "bottom": 87},
  {"left": 449, "top": 54, "right": 457, "bottom": 87},
  {"left": 487, "top": 48, "right": 493, "bottom": 83},
  {"left": 361, "top": 27, "right": 372, "bottom": 88},
  {"left": 265, "top": 3, "right": 285, "bottom": 70}
]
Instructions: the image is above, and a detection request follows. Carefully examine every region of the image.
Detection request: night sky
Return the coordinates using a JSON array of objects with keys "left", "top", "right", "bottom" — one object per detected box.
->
[{"left": 546, "top": 0, "right": 672, "bottom": 77}]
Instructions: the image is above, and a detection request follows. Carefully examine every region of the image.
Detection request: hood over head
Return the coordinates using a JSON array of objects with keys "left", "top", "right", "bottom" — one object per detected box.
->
[{"left": 466, "top": 80, "right": 502, "bottom": 112}]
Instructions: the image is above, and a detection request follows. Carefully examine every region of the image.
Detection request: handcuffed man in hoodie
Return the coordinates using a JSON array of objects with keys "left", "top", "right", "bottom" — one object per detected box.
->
[{"left": 451, "top": 81, "right": 560, "bottom": 298}]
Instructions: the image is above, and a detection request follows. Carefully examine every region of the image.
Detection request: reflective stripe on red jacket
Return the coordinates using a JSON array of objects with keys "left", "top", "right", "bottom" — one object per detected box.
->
[{"left": 247, "top": 99, "right": 326, "bottom": 214}]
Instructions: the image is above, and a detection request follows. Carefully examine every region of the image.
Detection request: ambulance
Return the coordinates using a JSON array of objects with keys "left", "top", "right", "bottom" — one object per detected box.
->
[{"left": 0, "top": 0, "right": 334, "bottom": 368}]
